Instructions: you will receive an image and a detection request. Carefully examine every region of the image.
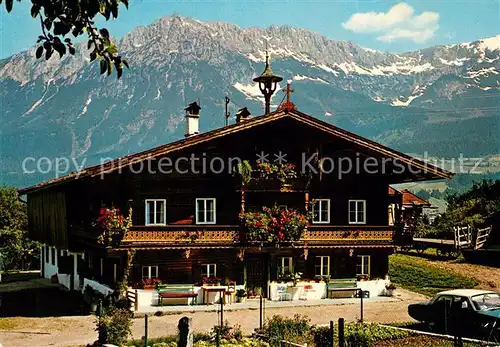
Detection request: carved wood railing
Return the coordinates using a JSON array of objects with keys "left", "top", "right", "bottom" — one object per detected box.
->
[
  {"left": 120, "top": 225, "right": 394, "bottom": 245},
  {"left": 304, "top": 226, "right": 394, "bottom": 243},
  {"left": 122, "top": 225, "right": 240, "bottom": 244}
]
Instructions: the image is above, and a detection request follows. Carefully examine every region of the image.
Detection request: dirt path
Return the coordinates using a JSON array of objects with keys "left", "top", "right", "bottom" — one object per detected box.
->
[{"left": 0, "top": 289, "right": 425, "bottom": 347}]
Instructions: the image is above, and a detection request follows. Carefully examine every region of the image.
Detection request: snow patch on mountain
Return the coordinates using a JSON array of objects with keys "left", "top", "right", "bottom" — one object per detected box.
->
[
  {"left": 478, "top": 35, "right": 500, "bottom": 52},
  {"left": 293, "top": 75, "right": 328, "bottom": 83},
  {"left": 391, "top": 94, "right": 422, "bottom": 107}
]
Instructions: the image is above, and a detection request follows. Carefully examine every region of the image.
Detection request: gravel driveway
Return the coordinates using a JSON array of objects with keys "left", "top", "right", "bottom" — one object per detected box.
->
[{"left": 0, "top": 289, "right": 425, "bottom": 347}]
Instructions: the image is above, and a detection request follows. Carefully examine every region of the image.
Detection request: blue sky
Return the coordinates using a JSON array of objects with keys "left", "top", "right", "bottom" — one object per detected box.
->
[{"left": 1, "top": 0, "right": 499, "bottom": 58}]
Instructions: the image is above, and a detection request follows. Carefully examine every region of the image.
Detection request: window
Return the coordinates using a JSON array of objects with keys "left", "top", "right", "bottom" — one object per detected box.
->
[
  {"left": 314, "top": 256, "right": 330, "bottom": 277},
  {"left": 312, "top": 199, "right": 330, "bottom": 223},
  {"left": 196, "top": 198, "right": 216, "bottom": 224},
  {"left": 356, "top": 255, "right": 370, "bottom": 276},
  {"left": 349, "top": 200, "right": 366, "bottom": 224},
  {"left": 51, "top": 247, "right": 56, "bottom": 265},
  {"left": 277, "top": 257, "right": 293, "bottom": 277},
  {"left": 45, "top": 245, "right": 49, "bottom": 263},
  {"left": 200, "top": 264, "right": 217, "bottom": 278},
  {"left": 142, "top": 265, "right": 158, "bottom": 279},
  {"left": 145, "top": 199, "right": 166, "bottom": 225}
]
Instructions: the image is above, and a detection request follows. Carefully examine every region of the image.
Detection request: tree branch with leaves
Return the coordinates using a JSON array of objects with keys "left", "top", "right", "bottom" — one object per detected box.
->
[{"left": 1, "top": 0, "right": 129, "bottom": 78}]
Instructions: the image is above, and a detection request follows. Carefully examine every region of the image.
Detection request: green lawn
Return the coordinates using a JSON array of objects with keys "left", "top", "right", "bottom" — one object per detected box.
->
[{"left": 389, "top": 253, "right": 478, "bottom": 297}]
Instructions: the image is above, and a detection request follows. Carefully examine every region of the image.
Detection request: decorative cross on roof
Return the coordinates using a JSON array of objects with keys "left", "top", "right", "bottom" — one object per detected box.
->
[{"left": 278, "top": 80, "right": 296, "bottom": 112}]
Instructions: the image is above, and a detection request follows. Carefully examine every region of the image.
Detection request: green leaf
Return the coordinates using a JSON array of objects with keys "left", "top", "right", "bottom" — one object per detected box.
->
[
  {"left": 45, "top": 47, "right": 53, "bottom": 61},
  {"left": 122, "top": 59, "right": 129, "bottom": 69},
  {"left": 117, "top": 67, "right": 123, "bottom": 79},
  {"left": 35, "top": 46, "right": 43, "bottom": 59},
  {"left": 121, "top": 0, "right": 129, "bottom": 9},
  {"left": 30, "top": 4, "right": 40, "bottom": 18},
  {"left": 90, "top": 51, "right": 97, "bottom": 62},
  {"left": 100, "top": 60, "right": 107, "bottom": 75},
  {"left": 5, "top": 0, "right": 13, "bottom": 12},
  {"left": 107, "top": 60, "right": 113, "bottom": 76},
  {"left": 107, "top": 45, "right": 118, "bottom": 55},
  {"left": 68, "top": 46, "right": 76, "bottom": 55},
  {"left": 99, "top": 28, "right": 110, "bottom": 39},
  {"left": 53, "top": 43, "right": 66, "bottom": 58},
  {"left": 110, "top": 0, "right": 118, "bottom": 18}
]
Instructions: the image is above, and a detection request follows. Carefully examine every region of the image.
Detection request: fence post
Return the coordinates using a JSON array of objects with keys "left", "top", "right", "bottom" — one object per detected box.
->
[
  {"left": 220, "top": 294, "right": 224, "bottom": 327},
  {"left": 359, "top": 289, "right": 364, "bottom": 323},
  {"left": 143, "top": 314, "right": 148, "bottom": 347},
  {"left": 338, "top": 318, "right": 345, "bottom": 347},
  {"left": 329, "top": 320, "right": 334, "bottom": 347},
  {"left": 178, "top": 316, "right": 193, "bottom": 347},
  {"left": 135, "top": 289, "right": 139, "bottom": 311},
  {"left": 216, "top": 328, "right": 220, "bottom": 347},
  {"left": 259, "top": 295, "right": 263, "bottom": 330}
]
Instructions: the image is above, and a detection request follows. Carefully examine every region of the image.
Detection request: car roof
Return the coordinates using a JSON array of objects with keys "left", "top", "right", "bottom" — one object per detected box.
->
[{"left": 437, "top": 289, "right": 497, "bottom": 297}]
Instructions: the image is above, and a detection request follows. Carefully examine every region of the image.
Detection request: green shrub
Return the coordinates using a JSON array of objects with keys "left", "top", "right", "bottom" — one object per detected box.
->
[
  {"left": 211, "top": 321, "right": 243, "bottom": 341},
  {"left": 262, "top": 314, "right": 313, "bottom": 347},
  {"left": 312, "top": 326, "right": 330, "bottom": 347},
  {"left": 346, "top": 329, "right": 372, "bottom": 347},
  {"left": 97, "top": 306, "right": 133, "bottom": 345}
]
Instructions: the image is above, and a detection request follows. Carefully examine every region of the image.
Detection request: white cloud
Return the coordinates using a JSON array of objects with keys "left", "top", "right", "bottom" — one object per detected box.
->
[{"left": 342, "top": 2, "right": 439, "bottom": 43}]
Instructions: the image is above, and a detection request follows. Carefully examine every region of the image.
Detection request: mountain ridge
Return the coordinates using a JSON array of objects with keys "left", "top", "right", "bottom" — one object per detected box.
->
[{"left": 0, "top": 15, "right": 499, "bottom": 188}]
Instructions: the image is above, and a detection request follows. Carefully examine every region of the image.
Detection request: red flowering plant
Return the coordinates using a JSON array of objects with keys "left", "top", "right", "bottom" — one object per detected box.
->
[
  {"left": 202, "top": 276, "right": 223, "bottom": 285},
  {"left": 239, "top": 205, "right": 309, "bottom": 244},
  {"left": 94, "top": 206, "right": 133, "bottom": 247},
  {"left": 141, "top": 278, "right": 162, "bottom": 288}
]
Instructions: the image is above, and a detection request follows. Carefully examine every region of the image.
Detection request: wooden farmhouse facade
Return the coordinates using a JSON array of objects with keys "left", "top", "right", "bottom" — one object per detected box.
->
[{"left": 19, "top": 63, "right": 452, "bottom": 304}]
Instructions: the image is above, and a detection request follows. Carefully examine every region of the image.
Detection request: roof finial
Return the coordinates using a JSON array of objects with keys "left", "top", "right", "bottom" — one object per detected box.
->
[{"left": 265, "top": 40, "right": 270, "bottom": 67}]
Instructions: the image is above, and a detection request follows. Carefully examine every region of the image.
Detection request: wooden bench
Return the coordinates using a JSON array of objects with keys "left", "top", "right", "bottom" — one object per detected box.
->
[
  {"left": 326, "top": 278, "right": 358, "bottom": 299},
  {"left": 157, "top": 284, "right": 198, "bottom": 306}
]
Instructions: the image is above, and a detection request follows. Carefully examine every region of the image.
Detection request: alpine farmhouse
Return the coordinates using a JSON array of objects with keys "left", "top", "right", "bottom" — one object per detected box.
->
[{"left": 18, "top": 58, "right": 453, "bottom": 307}]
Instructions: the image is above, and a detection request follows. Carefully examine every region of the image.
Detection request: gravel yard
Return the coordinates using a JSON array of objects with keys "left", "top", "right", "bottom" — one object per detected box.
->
[{"left": 0, "top": 289, "right": 425, "bottom": 347}]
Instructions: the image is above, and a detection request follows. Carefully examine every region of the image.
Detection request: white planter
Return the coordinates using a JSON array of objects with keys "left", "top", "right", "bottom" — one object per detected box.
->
[{"left": 385, "top": 289, "right": 395, "bottom": 297}]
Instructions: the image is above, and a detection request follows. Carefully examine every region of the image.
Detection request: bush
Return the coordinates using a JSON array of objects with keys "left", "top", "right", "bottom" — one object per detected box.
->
[
  {"left": 96, "top": 306, "right": 133, "bottom": 345},
  {"left": 211, "top": 321, "right": 242, "bottom": 341},
  {"left": 312, "top": 326, "right": 330, "bottom": 347},
  {"left": 262, "top": 314, "right": 313, "bottom": 347},
  {"left": 346, "top": 329, "right": 372, "bottom": 347}
]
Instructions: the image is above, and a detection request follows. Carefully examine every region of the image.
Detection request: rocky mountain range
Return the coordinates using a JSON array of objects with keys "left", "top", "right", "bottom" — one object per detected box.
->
[{"left": 0, "top": 14, "right": 499, "bottom": 187}]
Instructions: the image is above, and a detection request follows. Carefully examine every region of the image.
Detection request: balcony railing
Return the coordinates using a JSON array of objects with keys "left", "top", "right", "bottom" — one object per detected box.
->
[
  {"left": 121, "top": 225, "right": 240, "bottom": 245},
  {"left": 120, "top": 224, "right": 394, "bottom": 246}
]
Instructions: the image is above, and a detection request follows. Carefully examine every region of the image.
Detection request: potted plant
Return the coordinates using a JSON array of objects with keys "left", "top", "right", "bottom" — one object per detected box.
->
[
  {"left": 358, "top": 274, "right": 369, "bottom": 281},
  {"left": 94, "top": 206, "right": 132, "bottom": 247},
  {"left": 292, "top": 272, "right": 302, "bottom": 287},
  {"left": 236, "top": 289, "right": 247, "bottom": 303},
  {"left": 385, "top": 283, "right": 397, "bottom": 296},
  {"left": 141, "top": 278, "right": 162, "bottom": 289}
]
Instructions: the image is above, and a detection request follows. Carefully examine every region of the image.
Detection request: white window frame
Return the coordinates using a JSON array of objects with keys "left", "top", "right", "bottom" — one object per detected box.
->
[
  {"left": 312, "top": 199, "right": 330, "bottom": 224},
  {"left": 142, "top": 265, "right": 158, "bottom": 279},
  {"left": 314, "top": 256, "right": 330, "bottom": 277},
  {"left": 145, "top": 199, "right": 167, "bottom": 226},
  {"left": 113, "top": 264, "right": 118, "bottom": 283},
  {"left": 356, "top": 255, "right": 371, "bottom": 276},
  {"left": 201, "top": 264, "right": 217, "bottom": 278},
  {"left": 277, "top": 257, "right": 293, "bottom": 277},
  {"left": 195, "top": 198, "right": 216, "bottom": 225},
  {"left": 349, "top": 200, "right": 366, "bottom": 224}
]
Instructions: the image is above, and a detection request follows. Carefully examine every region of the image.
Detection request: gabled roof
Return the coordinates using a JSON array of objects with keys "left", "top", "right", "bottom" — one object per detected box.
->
[{"left": 18, "top": 109, "right": 453, "bottom": 195}]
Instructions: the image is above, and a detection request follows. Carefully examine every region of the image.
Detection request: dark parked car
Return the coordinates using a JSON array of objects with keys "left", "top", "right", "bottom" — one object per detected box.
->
[{"left": 408, "top": 289, "right": 500, "bottom": 340}]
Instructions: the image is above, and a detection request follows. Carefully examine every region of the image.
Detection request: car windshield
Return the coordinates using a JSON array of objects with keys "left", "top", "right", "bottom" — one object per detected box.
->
[{"left": 471, "top": 293, "right": 500, "bottom": 310}]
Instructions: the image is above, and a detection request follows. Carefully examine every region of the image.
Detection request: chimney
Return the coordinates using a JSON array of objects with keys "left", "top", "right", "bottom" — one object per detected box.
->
[
  {"left": 184, "top": 101, "right": 201, "bottom": 137},
  {"left": 235, "top": 107, "right": 251, "bottom": 123}
]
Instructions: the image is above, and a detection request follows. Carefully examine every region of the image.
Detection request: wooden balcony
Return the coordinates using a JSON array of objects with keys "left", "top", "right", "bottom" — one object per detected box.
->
[
  {"left": 119, "top": 225, "right": 394, "bottom": 248},
  {"left": 121, "top": 225, "right": 240, "bottom": 246}
]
